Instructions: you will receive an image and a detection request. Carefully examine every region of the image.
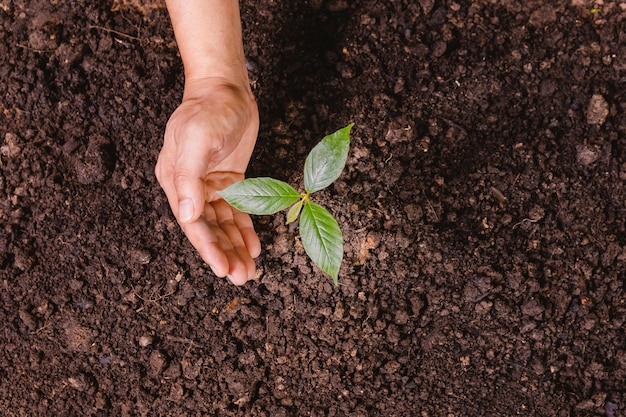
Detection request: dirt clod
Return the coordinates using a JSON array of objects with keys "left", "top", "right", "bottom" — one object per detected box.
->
[
  {"left": 148, "top": 350, "right": 168, "bottom": 376},
  {"left": 586, "top": 94, "right": 610, "bottom": 126}
]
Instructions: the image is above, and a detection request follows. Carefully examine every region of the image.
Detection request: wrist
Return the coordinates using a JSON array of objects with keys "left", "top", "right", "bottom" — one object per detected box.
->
[
  {"left": 183, "top": 64, "right": 250, "bottom": 93},
  {"left": 181, "top": 75, "right": 254, "bottom": 103}
]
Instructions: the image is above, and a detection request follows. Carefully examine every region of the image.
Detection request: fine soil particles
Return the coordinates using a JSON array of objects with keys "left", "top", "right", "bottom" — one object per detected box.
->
[{"left": 1, "top": 1, "right": 625, "bottom": 415}]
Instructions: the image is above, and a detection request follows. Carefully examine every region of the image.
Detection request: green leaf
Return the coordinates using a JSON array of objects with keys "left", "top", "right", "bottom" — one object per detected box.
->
[
  {"left": 304, "top": 123, "right": 353, "bottom": 193},
  {"left": 300, "top": 201, "right": 343, "bottom": 283},
  {"left": 218, "top": 178, "right": 300, "bottom": 215},
  {"left": 286, "top": 198, "right": 304, "bottom": 224}
]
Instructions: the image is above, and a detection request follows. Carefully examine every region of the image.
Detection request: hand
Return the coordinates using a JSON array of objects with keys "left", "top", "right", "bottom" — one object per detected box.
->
[{"left": 155, "top": 77, "right": 261, "bottom": 285}]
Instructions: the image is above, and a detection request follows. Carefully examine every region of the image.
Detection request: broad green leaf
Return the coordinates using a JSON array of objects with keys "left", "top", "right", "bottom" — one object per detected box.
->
[
  {"left": 304, "top": 123, "right": 353, "bottom": 193},
  {"left": 300, "top": 201, "right": 343, "bottom": 283},
  {"left": 218, "top": 178, "right": 300, "bottom": 215},
  {"left": 286, "top": 198, "right": 304, "bottom": 224}
]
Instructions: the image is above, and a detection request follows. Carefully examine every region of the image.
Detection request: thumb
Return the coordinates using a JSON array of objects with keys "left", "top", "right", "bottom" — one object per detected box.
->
[{"left": 173, "top": 137, "right": 215, "bottom": 224}]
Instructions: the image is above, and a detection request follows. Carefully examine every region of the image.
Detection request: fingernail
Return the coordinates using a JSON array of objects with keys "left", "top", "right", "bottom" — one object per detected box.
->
[
  {"left": 226, "top": 274, "right": 235, "bottom": 285},
  {"left": 179, "top": 199, "right": 194, "bottom": 223}
]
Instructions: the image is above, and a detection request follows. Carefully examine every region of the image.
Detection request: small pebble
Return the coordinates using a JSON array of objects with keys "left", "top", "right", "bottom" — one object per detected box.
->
[
  {"left": 586, "top": 94, "right": 609, "bottom": 125},
  {"left": 67, "top": 374, "right": 89, "bottom": 391},
  {"left": 76, "top": 300, "right": 94, "bottom": 311},
  {"left": 605, "top": 401, "right": 617, "bottom": 417},
  {"left": 130, "top": 249, "right": 152, "bottom": 265},
  {"left": 576, "top": 145, "right": 599, "bottom": 166},
  {"left": 139, "top": 335, "right": 154, "bottom": 347}
]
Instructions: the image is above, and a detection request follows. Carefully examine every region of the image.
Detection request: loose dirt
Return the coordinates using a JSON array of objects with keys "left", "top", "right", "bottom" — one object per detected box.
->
[{"left": 1, "top": 1, "right": 625, "bottom": 415}]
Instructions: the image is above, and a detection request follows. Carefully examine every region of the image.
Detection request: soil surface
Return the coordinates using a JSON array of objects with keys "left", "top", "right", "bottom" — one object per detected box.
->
[{"left": 1, "top": 0, "right": 626, "bottom": 415}]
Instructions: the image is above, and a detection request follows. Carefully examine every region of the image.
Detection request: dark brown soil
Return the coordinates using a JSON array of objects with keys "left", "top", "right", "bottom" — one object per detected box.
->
[{"left": 1, "top": 1, "right": 625, "bottom": 415}]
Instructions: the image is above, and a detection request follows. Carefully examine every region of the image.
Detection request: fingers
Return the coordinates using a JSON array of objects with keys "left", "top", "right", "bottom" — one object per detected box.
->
[
  {"left": 178, "top": 200, "right": 259, "bottom": 286},
  {"left": 212, "top": 200, "right": 257, "bottom": 282},
  {"left": 178, "top": 216, "right": 230, "bottom": 277},
  {"left": 233, "top": 209, "right": 261, "bottom": 258}
]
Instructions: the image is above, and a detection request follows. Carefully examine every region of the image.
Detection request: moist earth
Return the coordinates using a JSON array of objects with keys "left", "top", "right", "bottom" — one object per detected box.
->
[{"left": 1, "top": 0, "right": 625, "bottom": 416}]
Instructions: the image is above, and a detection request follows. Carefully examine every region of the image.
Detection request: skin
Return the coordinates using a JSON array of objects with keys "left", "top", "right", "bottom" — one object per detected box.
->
[{"left": 155, "top": 0, "right": 260, "bottom": 285}]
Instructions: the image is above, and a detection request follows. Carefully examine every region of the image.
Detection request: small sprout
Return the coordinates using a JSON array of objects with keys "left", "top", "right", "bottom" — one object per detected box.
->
[
  {"left": 219, "top": 124, "right": 354, "bottom": 283},
  {"left": 286, "top": 198, "right": 304, "bottom": 224}
]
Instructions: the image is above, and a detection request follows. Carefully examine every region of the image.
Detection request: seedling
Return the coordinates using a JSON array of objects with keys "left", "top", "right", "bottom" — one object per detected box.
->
[{"left": 218, "top": 124, "right": 354, "bottom": 283}]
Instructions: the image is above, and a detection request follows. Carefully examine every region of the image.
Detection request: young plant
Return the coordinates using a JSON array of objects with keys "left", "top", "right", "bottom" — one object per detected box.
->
[{"left": 218, "top": 124, "right": 354, "bottom": 283}]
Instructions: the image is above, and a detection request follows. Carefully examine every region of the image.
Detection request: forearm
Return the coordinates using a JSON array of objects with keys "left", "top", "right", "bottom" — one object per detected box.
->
[{"left": 165, "top": 0, "right": 248, "bottom": 86}]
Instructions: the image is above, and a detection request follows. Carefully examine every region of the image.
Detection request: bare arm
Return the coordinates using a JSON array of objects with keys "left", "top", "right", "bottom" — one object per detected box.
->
[{"left": 165, "top": 0, "right": 248, "bottom": 85}]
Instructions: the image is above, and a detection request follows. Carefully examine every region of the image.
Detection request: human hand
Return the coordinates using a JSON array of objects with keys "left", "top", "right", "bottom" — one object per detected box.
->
[{"left": 155, "top": 77, "right": 261, "bottom": 285}]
